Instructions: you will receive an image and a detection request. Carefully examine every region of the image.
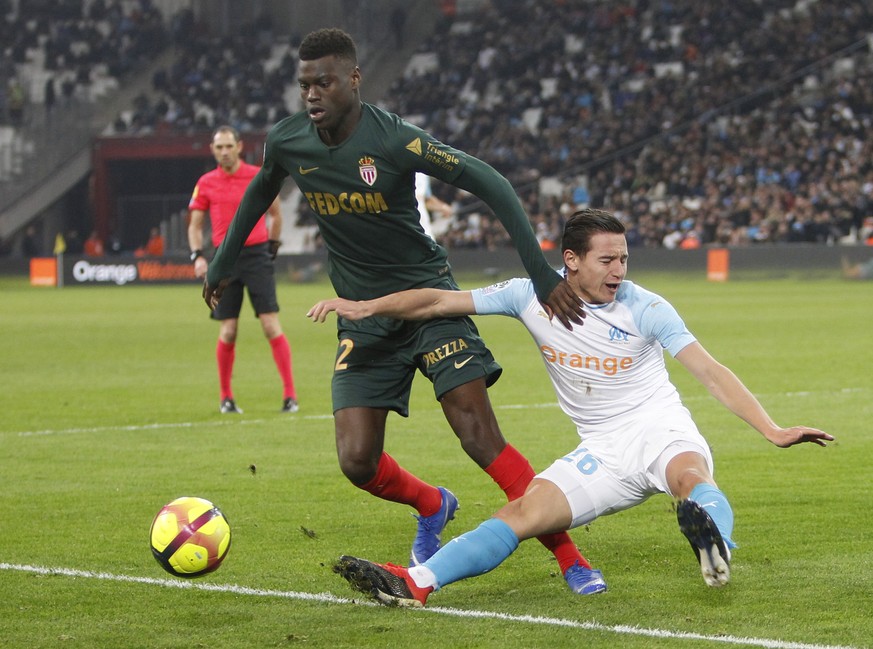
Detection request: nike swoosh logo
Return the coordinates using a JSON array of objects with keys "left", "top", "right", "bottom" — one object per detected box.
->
[
  {"left": 299, "top": 166, "right": 319, "bottom": 175},
  {"left": 454, "top": 356, "right": 474, "bottom": 369}
]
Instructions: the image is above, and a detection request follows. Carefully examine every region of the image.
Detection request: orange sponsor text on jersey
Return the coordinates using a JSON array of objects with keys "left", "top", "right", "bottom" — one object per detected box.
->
[{"left": 541, "top": 345, "right": 632, "bottom": 376}]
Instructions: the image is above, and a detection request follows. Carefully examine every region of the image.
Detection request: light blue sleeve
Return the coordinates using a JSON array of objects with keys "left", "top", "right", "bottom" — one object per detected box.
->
[
  {"left": 621, "top": 282, "right": 696, "bottom": 357},
  {"left": 470, "top": 278, "right": 533, "bottom": 318}
]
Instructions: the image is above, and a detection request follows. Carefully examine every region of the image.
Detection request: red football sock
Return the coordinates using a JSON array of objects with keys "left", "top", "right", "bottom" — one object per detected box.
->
[
  {"left": 216, "top": 339, "right": 235, "bottom": 400},
  {"left": 485, "top": 444, "right": 591, "bottom": 572},
  {"left": 268, "top": 334, "right": 296, "bottom": 399},
  {"left": 359, "top": 453, "right": 442, "bottom": 516}
]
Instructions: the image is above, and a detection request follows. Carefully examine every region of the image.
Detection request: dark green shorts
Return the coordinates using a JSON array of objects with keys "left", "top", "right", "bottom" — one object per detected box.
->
[{"left": 330, "top": 314, "right": 502, "bottom": 417}]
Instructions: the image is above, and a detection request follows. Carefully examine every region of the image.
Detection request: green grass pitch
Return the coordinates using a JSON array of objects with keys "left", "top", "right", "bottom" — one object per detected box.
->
[{"left": 0, "top": 270, "right": 870, "bottom": 649}]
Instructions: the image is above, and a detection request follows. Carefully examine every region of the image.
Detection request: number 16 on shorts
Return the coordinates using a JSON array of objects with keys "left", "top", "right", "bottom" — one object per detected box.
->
[{"left": 563, "top": 446, "right": 600, "bottom": 475}]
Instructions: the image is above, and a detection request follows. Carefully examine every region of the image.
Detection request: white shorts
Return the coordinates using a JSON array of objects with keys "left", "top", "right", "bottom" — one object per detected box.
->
[{"left": 537, "top": 405, "right": 714, "bottom": 529}]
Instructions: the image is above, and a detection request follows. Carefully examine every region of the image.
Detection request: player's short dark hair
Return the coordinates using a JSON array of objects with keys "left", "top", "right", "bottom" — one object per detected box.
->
[
  {"left": 299, "top": 28, "right": 358, "bottom": 64},
  {"left": 561, "top": 209, "right": 626, "bottom": 255},
  {"left": 212, "top": 124, "right": 241, "bottom": 142}
]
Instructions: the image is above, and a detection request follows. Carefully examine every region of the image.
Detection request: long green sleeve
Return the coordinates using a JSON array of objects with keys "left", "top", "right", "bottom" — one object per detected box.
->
[
  {"left": 451, "top": 156, "right": 561, "bottom": 303},
  {"left": 206, "top": 165, "right": 285, "bottom": 286}
]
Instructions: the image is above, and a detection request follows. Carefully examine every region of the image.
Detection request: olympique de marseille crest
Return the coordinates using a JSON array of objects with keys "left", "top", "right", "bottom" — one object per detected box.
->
[{"left": 359, "top": 156, "right": 377, "bottom": 186}]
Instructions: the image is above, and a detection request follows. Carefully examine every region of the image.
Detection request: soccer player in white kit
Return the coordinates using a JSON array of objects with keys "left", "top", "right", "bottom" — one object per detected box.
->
[{"left": 309, "top": 209, "right": 833, "bottom": 606}]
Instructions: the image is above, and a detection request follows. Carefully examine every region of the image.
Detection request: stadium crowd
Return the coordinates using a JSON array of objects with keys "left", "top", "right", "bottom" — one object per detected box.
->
[
  {"left": 382, "top": 0, "right": 873, "bottom": 250},
  {"left": 0, "top": 0, "right": 169, "bottom": 195},
  {"left": 108, "top": 9, "right": 297, "bottom": 135},
  {"left": 0, "top": 2, "right": 290, "bottom": 136},
  {"left": 4, "top": 0, "right": 873, "bottom": 253},
  {"left": 0, "top": 0, "right": 165, "bottom": 111}
]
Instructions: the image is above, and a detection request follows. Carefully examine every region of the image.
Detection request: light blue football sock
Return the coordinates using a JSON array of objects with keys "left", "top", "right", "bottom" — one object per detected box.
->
[
  {"left": 423, "top": 517, "right": 520, "bottom": 590},
  {"left": 690, "top": 483, "right": 737, "bottom": 549}
]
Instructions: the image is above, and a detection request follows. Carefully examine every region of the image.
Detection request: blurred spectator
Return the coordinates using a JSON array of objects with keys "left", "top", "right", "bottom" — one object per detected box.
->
[
  {"left": 22, "top": 225, "right": 40, "bottom": 257},
  {"left": 7, "top": 78, "right": 24, "bottom": 126},
  {"left": 679, "top": 231, "right": 702, "bottom": 250},
  {"left": 83, "top": 230, "right": 104, "bottom": 257},
  {"left": 65, "top": 230, "right": 83, "bottom": 254},
  {"left": 108, "top": 231, "right": 123, "bottom": 255},
  {"left": 0, "top": 79, "right": 7, "bottom": 123},
  {"left": 134, "top": 227, "right": 164, "bottom": 257},
  {"left": 43, "top": 75, "right": 56, "bottom": 124},
  {"left": 841, "top": 255, "right": 873, "bottom": 280}
]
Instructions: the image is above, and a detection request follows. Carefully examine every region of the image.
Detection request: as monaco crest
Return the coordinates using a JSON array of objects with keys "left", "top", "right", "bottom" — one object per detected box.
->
[{"left": 358, "top": 156, "right": 377, "bottom": 186}]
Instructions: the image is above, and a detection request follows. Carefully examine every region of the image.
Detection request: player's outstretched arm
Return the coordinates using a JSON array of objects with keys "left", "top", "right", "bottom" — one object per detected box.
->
[
  {"left": 449, "top": 157, "right": 584, "bottom": 329},
  {"left": 675, "top": 342, "right": 834, "bottom": 448},
  {"left": 307, "top": 289, "right": 476, "bottom": 323}
]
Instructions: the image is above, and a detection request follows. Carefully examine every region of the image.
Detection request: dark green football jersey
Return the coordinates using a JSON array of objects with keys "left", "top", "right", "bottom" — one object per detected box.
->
[
  {"left": 271, "top": 104, "right": 463, "bottom": 299},
  {"left": 209, "top": 103, "right": 560, "bottom": 302}
]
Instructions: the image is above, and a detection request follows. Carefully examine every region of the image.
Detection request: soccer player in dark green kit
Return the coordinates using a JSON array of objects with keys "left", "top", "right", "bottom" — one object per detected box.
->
[{"left": 203, "top": 28, "right": 606, "bottom": 594}]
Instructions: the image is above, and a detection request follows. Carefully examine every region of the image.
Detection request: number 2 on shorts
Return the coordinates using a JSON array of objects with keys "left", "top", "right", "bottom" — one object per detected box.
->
[{"left": 335, "top": 338, "right": 354, "bottom": 371}]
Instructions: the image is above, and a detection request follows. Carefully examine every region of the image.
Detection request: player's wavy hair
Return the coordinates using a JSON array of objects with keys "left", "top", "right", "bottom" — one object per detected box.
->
[
  {"left": 299, "top": 28, "right": 358, "bottom": 64},
  {"left": 561, "top": 209, "right": 626, "bottom": 256}
]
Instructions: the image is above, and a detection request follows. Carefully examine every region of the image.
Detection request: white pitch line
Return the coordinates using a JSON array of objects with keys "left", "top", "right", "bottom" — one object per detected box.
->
[
  {"left": 0, "top": 562, "right": 864, "bottom": 649},
  {"left": 6, "top": 387, "right": 864, "bottom": 438},
  {"left": 12, "top": 414, "right": 335, "bottom": 437},
  {"left": 9, "top": 407, "right": 560, "bottom": 438}
]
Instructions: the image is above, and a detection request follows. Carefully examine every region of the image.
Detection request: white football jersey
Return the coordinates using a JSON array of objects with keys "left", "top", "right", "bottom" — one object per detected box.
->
[{"left": 471, "top": 278, "right": 696, "bottom": 432}]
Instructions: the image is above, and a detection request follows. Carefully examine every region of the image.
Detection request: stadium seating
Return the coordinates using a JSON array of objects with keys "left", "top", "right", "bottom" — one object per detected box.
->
[
  {"left": 382, "top": 0, "right": 873, "bottom": 249},
  {"left": 4, "top": 1, "right": 873, "bottom": 256}
]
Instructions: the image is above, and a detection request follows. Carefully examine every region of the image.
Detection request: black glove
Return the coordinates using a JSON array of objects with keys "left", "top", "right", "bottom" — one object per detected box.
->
[{"left": 268, "top": 239, "right": 281, "bottom": 260}]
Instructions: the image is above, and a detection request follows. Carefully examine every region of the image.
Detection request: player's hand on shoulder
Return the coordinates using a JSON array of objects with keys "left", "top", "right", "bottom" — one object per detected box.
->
[
  {"left": 544, "top": 280, "right": 585, "bottom": 330},
  {"left": 767, "top": 425, "right": 834, "bottom": 448}
]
